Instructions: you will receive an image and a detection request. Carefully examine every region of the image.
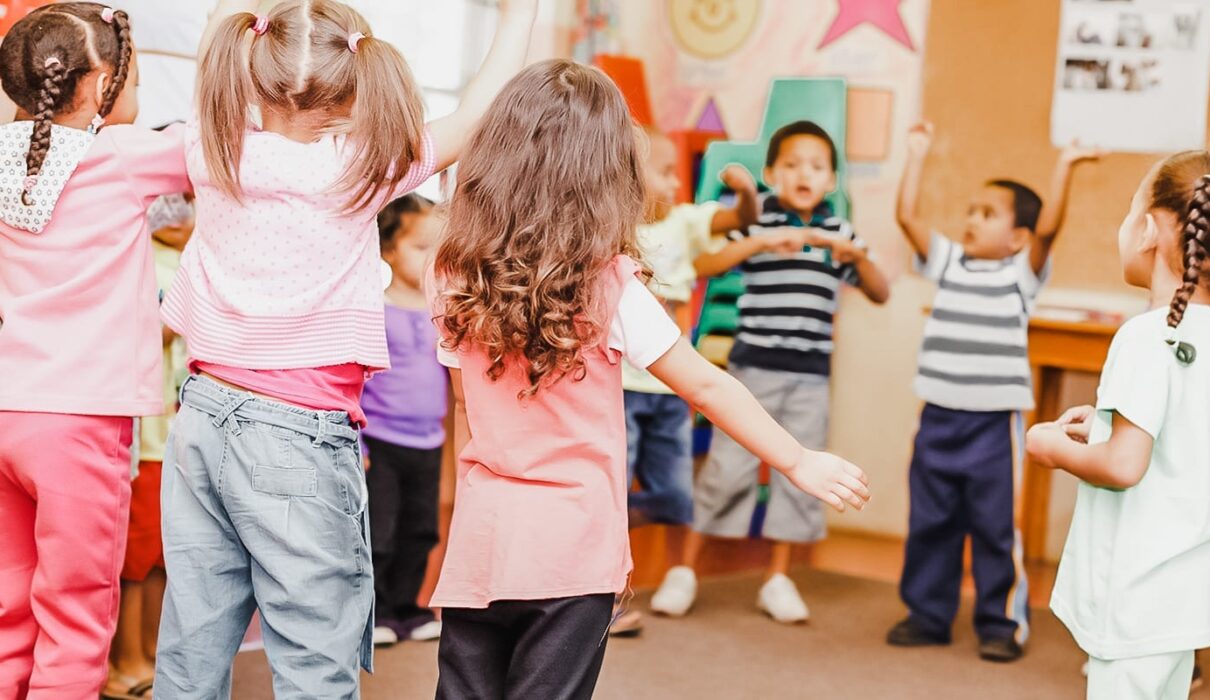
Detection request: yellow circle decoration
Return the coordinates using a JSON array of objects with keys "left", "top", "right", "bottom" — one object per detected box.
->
[{"left": 668, "top": 0, "right": 763, "bottom": 60}]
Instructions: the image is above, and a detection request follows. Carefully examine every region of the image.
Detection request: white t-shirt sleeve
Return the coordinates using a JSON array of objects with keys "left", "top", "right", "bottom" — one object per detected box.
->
[
  {"left": 1095, "top": 317, "right": 1172, "bottom": 439},
  {"left": 915, "top": 232, "right": 955, "bottom": 282},
  {"left": 437, "top": 344, "right": 460, "bottom": 369},
  {"left": 1015, "top": 248, "right": 1051, "bottom": 306},
  {"left": 608, "top": 277, "right": 682, "bottom": 369}
]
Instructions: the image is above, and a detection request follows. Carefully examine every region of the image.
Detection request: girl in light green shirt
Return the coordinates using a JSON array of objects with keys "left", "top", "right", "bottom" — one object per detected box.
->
[{"left": 1028, "top": 150, "right": 1210, "bottom": 699}]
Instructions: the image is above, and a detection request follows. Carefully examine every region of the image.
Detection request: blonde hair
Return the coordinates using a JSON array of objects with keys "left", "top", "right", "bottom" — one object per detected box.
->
[
  {"left": 434, "top": 59, "right": 648, "bottom": 398},
  {"left": 198, "top": 0, "right": 424, "bottom": 212}
]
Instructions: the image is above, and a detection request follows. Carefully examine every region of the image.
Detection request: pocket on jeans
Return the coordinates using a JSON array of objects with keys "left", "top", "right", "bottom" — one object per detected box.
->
[{"left": 252, "top": 465, "right": 319, "bottom": 497}]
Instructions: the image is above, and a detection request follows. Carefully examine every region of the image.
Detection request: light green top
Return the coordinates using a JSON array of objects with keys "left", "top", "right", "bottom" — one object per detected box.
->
[{"left": 1051, "top": 306, "right": 1210, "bottom": 660}]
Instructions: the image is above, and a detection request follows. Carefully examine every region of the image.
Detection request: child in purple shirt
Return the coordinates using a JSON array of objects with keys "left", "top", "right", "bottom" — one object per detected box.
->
[{"left": 362, "top": 194, "right": 448, "bottom": 645}]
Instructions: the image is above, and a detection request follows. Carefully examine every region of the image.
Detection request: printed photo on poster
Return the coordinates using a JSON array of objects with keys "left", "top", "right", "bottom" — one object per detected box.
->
[{"left": 1053, "top": 0, "right": 1210, "bottom": 152}]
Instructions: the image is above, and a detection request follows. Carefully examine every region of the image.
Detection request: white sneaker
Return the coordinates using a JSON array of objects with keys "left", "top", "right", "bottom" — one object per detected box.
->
[
  {"left": 410, "top": 620, "right": 442, "bottom": 641},
  {"left": 650, "top": 566, "right": 698, "bottom": 617},
  {"left": 757, "top": 574, "right": 809, "bottom": 624},
  {"left": 372, "top": 625, "right": 399, "bottom": 646}
]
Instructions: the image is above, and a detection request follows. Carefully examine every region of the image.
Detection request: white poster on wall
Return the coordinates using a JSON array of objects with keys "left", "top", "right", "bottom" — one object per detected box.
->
[{"left": 1052, "top": 0, "right": 1210, "bottom": 153}]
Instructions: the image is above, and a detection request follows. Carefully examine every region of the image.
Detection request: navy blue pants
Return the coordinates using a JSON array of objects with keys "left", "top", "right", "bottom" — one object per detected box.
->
[
  {"left": 899, "top": 403, "right": 1030, "bottom": 643},
  {"left": 624, "top": 391, "right": 694, "bottom": 525}
]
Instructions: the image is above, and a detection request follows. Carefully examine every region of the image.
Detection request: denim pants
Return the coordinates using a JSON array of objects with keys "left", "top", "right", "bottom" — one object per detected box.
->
[
  {"left": 155, "top": 375, "right": 373, "bottom": 699},
  {"left": 623, "top": 391, "right": 694, "bottom": 525}
]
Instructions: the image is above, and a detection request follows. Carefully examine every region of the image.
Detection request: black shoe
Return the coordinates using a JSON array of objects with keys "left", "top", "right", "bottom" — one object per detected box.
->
[
  {"left": 886, "top": 618, "right": 950, "bottom": 647},
  {"left": 978, "top": 636, "right": 1024, "bottom": 663}
]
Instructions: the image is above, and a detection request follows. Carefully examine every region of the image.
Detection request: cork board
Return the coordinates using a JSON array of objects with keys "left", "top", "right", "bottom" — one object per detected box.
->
[{"left": 917, "top": 0, "right": 1210, "bottom": 293}]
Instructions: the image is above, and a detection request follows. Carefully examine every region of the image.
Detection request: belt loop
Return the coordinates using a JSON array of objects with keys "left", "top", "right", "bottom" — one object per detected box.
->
[
  {"left": 212, "top": 395, "right": 253, "bottom": 435},
  {"left": 312, "top": 412, "right": 327, "bottom": 447}
]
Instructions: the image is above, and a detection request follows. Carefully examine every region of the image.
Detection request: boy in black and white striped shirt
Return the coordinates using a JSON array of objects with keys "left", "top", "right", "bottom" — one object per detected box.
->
[
  {"left": 651, "top": 121, "right": 889, "bottom": 624},
  {"left": 887, "top": 122, "right": 1101, "bottom": 662}
]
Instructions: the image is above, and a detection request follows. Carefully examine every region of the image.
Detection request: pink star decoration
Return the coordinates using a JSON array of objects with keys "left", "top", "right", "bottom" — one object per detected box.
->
[{"left": 818, "top": 0, "right": 916, "bottom": 51}]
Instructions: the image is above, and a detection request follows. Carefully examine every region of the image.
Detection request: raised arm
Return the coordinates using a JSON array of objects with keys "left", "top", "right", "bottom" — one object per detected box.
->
[
  {"left": 1030, "top": 142, "right": 1104, "bottom": 274},
  {"left": 1025, "top": 412, "right": 1152, "bottom": 489},
  {"left": 649, "top": 339, "right": 870, "bottom": 512},
  {"left": 709, "top": 165, "right": 761, "bottom": 233},
  {"left": 428, "top": 0, "right": 538, "bottom": 172},
  {"left": 897, "top": 122, "right": 934, "bottom": 260}
]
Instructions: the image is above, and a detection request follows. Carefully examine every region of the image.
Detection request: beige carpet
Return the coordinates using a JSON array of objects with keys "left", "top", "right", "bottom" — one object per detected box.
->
[{"left": 232, "top": 567, "right": 1090, "bottom": 699}]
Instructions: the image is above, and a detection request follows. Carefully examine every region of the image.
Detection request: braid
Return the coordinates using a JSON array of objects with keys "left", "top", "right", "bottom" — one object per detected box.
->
[
  {"left": 22, "top": 59, "right": 69, "bottom": 207},
  {"left": 1165, "top": 174, "right": 1210, "bottom": 364},
  {"left": 96, "top": 9, "right": 133, "bottom": 119}
]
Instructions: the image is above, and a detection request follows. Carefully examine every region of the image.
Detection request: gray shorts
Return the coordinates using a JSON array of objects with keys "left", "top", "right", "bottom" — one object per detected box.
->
[{"left": 694, "top": 365, "right": 829, "bottom": 543}]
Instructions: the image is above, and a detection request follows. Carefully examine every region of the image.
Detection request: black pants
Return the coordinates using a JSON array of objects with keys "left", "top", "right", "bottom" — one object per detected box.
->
[
  {"left": 436, "top": 594, "right": 613, "bottom": 700},
  {"left": 364, "top": 436, "right": 442, "bottom": 625}
]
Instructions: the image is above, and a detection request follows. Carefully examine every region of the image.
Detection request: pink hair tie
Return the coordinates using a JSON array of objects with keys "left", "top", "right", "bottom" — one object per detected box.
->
[
  {"left": 23, "top": 175, "right": 37, "bottom": 193},
  {"left": 252, "top": 15, "right": 270, "bottom": 36},
  {"left": 347, "top": 32, "right": 366, "bottom": 53},
  {"left": 43, "top": 56, "right": 62, "bottom": 69},
  {"left": 100, "top": 7, "right": 115, "bottom": 24}
]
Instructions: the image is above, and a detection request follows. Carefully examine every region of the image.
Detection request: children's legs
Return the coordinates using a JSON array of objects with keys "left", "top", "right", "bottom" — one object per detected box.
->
[
  {"left": 504, "top": 594, "right": 614, "bottom": 700},
  {"left": 436, "top": 606, "right": 515, "bottom": 699},
  {"left": 768, "top": 542, "right": 793, "bottom": 578},
  {"left": 0, "top": 412, "right": 133, "bottom": 699},
  {"left": 155, "top": 402, "right": 255, "bottom": 698},
  {"left": 0, "top": 427, "right": 38, "bottom": 696},
  {"left": 109, "top": 580, "right": 152, "bottom": 680},
  {"left": 628, "top": 394, "right": 695, "bottom": 529},
  {"left": 967, "top": 412, "right": 1029, "bottom": 644},
  {"left": 141, "top": 568, "right": 165, "bottom": 663},
  {"left": 386, "top": 444, "right": 442, "bottom": 624},
  {"left": 899, "top": 405, "right": 968, "bottom": 639},
  {"left": 680, "top": 528, "right": 707, "bottom": 570},
  {"left": 1087, "top": 651, "right": 1196, "bottom": 700},
  {"left": 365, "top": 436, "right": 406, "bottom": 621}
]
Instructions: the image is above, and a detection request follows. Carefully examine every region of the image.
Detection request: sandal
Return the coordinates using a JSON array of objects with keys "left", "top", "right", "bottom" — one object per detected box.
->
[
  {"left": 608, "top": 609, "right": 644, "bottom": 638},
  {"left": 101, "top": 672, "right": 153, "bottom": 700}
]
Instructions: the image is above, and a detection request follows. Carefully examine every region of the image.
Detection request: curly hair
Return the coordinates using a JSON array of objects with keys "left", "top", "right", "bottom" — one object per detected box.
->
[
  {"left": 433, "top": 59, "right": 647, "bottom": 398},
  {"left": 0, "top": 3, "right": 134, "bottom": 207}
]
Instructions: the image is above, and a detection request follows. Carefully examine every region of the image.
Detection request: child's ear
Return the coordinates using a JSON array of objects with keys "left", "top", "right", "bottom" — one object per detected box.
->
[
  {"left": 91, "top": 72, "right": 111, "bottom": 112},
  {"left": 1011, "top": 226, "right": 1031, "bottom": 250},
  {"left": 827, "top": 169, "right": 838, "bottom": 194},
  {"left": 762, "top": 166, "right": 774, "bottom": 189},
  {"left": 1140, "top": 212, "right": 1162, "bottom": 253}
]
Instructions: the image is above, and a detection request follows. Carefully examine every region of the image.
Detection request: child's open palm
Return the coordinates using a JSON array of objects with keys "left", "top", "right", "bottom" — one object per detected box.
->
[
  {"left": 784, "top": 450, "right": 870, "bottom": 512},
  {"left": 1061, "top": 141, "right": 1106, "bottom": 166},
  {"left": 720, "top": 164, "right": 757, "bottom": 195}
]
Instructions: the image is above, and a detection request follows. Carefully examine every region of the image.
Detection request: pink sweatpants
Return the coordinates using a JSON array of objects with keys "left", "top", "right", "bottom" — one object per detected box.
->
[{"left": 0, "top": 412, "right": 133, "bottom": 700}]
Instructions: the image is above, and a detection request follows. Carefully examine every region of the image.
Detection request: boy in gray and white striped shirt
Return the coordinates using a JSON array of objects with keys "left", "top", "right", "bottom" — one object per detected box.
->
[{"left": 887, "top": 122, "right": 1101, "bottom": 663}]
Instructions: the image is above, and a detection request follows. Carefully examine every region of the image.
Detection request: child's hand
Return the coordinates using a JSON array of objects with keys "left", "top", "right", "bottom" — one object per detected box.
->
[
  {"left": 363, "top": 455, "right": 371, "bottom": 471},
  {"left": 1056, "top": 404, "right": 1096, "bottom": 444},
  {"left": 1026, "top": 423, "right": 1070, "bottom": 468},
  {"left": 784, "top": 449, "right": 870, "bottom": 513},
  {"left": 720, "top": 164, "right": 757, "bottom": 195},
  {"left": 1060, "top": 141, "right": 1106, "bottom": 166},
  {"left": 759, "top": 228, "right": 807, "bottom": 255},
  {"left": 906, "top": 122, "right": 934, "bottom": 157},
  {"left": 801, "top": 229, "right": 866, "bottom": 264}
]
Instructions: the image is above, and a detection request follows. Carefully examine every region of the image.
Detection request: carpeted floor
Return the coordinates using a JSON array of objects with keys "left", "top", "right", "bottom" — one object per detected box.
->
[{"left": 232, "top": 567, "right": 1090, "bottom": 699}]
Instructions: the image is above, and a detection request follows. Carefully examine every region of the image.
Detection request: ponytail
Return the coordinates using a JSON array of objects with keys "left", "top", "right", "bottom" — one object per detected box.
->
[
  {"left": 1165, "top": 175, "right": 1210, "bottom": 364},
  {"left": 339, "top": 35, "right": 425, "bottom": 213},
  {"left": 198, "top": 11, "right": 258, "bottom": 201}
]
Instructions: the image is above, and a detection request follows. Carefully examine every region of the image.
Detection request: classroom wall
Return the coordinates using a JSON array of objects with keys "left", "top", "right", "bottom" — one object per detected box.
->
[{"left": 613, "top": 0, "right": 1198, "bottom": 559}]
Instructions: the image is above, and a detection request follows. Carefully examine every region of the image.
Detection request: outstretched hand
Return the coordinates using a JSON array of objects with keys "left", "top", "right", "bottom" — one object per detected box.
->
[
  {"left": 720, "top": 164, "right": 757, "bottom": 195},
  {"left": 783, "top": 449, "right": 870, "bottom": 513},
  {"left": 1061, "top": 141, "right": 1106, "bottom": 166}
]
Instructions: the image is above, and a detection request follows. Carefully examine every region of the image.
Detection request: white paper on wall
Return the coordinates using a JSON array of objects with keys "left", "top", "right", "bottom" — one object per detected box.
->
[{"left": 1052, "top": 0, "right": 1210, "bottom": 153}]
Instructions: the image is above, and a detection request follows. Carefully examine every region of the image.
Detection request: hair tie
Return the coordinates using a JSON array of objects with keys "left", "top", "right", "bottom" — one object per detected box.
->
[
  {"left": 43, "top": 56, "right": 62, "bottom": 69},
  {"left": 348, "top": 32, "right": 366, "bottom": 53},
  {"left": 252, "top": 15, "right": 270, "bottom": 36},
  {"left": 100, "top": 7, "right": 115, "bottom": 24}
]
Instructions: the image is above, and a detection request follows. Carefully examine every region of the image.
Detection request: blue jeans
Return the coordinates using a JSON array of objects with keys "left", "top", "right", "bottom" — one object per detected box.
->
[
  {"left": 155, "top": 375, "right": 373, "bottom": 699},
  {"left": 623, "top": 391, "right": 694, "bottom": 525}
]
